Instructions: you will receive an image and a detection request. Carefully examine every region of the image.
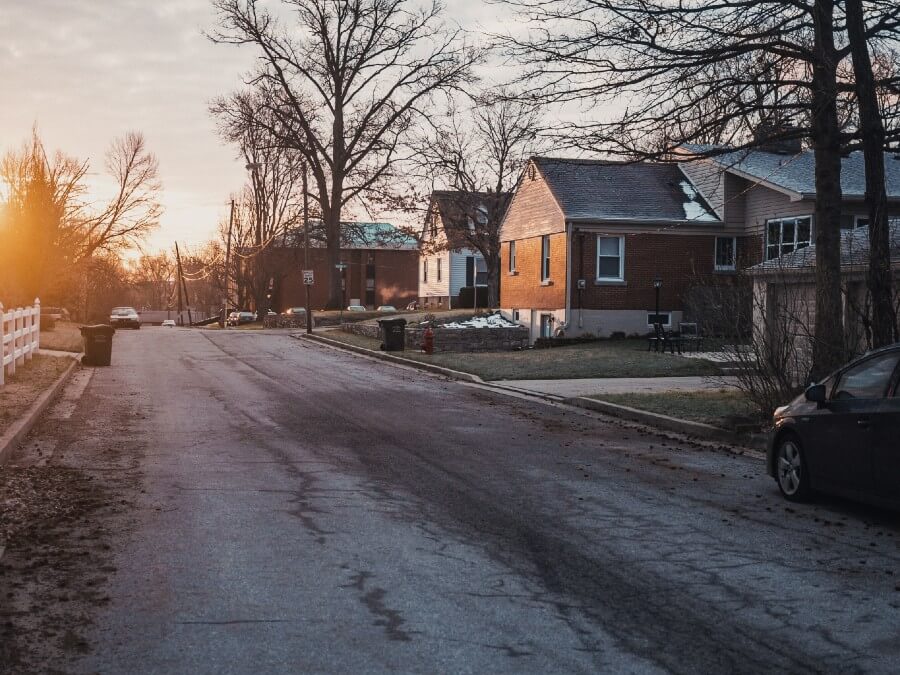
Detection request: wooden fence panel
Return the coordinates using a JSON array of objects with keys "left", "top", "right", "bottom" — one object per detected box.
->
[{"left": 1, "top": 298, "right": 41, "bottom": 386}]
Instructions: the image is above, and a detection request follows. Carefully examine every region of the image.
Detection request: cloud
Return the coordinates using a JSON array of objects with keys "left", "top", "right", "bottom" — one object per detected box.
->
[{"left": 0, "top": 0, "right": 520, "bottom": 252}]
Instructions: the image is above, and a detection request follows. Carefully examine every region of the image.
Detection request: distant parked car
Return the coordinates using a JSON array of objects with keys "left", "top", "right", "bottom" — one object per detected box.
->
[
  {"left": 768, "top": 343, "right": 900, "bottom": 508},
  {"left": 161, "top": 319, "right": 176, "bottom": 327},
  {"left": 109, "top": 306, "right": 141, "bottom": 329},
  {"left": 226, "top": 311, "right": 255, "bottom": 326},
  {"left": 346, "top": 305, "right": 367, "bottom": 312},
  {"left": 284, "top": 307, "right": 307, "bottom": 315},
  {"left": 377, "top": 305, "right": 397, "bottom": 312}
]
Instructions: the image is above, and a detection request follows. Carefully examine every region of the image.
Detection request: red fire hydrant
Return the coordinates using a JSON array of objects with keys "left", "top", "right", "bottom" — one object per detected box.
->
[{"left": 422, "top": 325, "right": 434, "bottom": 354}]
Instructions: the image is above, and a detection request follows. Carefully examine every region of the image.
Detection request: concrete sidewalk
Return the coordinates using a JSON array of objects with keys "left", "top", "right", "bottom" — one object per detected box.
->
[{"left": 492, "top": 376, "right": 738, "bottom": 398}]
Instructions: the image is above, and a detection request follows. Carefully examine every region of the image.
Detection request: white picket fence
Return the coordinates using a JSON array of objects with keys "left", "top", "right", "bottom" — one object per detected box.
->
[{"left": 1, "top": 298, "right": 41, "bottom": 386}]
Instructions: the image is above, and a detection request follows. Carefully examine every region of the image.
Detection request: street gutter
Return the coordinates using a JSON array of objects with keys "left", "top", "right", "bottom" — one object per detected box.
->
[
  {"left": 294, "top": 333, "right": 767, "bottom": 455},
  {"left": 0, "top": 354, "right": 81, "bottom": 464}
]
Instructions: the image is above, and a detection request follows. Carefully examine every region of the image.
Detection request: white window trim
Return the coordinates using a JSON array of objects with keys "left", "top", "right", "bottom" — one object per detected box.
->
[
  {"left": 765, "top": 215, "right": 813, "bottom": 261},
  {"left": 437, "top": 257, "right": 442, "bottom": 282},
  {"left": 647, "top": 312, "right": 672, "bottom": 328},
  {"left": 509, "top": 241, "right": 517, "bottom": 273},
  {"left": 595, "top": 235, "right": 625, "bottom": 282},
  {"left": 714, "top": 236, "right": 737, "bottom": 272},
  {"left": 423, "top": 258, "right": 428, "bottom": 283},
  {"left": 853, "top": 215, "right": 869, "bottom": 230},
  {"left": 541, "top": 235, "right": 551, "bottom": 281}
]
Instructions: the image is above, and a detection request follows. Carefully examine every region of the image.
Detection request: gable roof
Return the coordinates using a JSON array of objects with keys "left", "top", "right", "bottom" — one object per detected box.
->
[
  {"left": 750, "top": 220, "right": 900, "bottom": 274},
  {"left": 424, "top": 190, "right": 509, "bottom": 250},
  {"left": 530, "top": 157, "right": 720, "bottom": 224},
  {"left": 683, "top": 145, "right": 900, "bottom": 201}
]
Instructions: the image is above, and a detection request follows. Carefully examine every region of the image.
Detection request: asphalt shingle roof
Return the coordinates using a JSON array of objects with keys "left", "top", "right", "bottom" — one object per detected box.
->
[
  {"left": 277, "top": 221, "right": 417, "bottom": 250},
  {"left": 750, "top": 220, "right": 900, "bottom": 273},
  {"left": 533, "top": 157, "right": 720, "bottom": 224},
  {"left": 685, "top": 145, "right": 900, "bottom": 199}
]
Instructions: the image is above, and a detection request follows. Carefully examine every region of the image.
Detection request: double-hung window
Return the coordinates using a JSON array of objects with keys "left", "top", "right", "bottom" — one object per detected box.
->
[
  {"left": 765, "top": 216, "right": 812, "bottom": 260},
  {"left": 541, "top": 235, "right": 551, "bottom": 281},
  {"left": 437, "top": 258, "right": 442, "bottom": 282},
  {"left": 714, "top": 237, "right": 737, "bottom": 271},
  {"left": 596, "top": 235, "right": 625, "bottom": 282},
  {"left": 508, "top": 241, "right": 517, "bottom": 273}
]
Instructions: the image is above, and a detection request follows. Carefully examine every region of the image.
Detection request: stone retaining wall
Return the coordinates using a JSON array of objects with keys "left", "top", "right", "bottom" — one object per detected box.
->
[
  {"left": 264, "top": 315, "right": 316, "bottom": 329},
  {"left": 342, "top": 322, "right": 528, "bottom": 352}
]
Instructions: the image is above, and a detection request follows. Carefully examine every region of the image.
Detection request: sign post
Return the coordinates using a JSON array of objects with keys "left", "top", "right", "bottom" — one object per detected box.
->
[
  {"left": 302, "top": 270, "right": 314, "bottom": 334},
  {"left": 335, "top": 263, "right": 348, "bottom": 325}
]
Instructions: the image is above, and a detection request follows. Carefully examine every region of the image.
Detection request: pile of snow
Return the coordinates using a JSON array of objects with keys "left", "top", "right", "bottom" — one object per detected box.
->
[
  {"left": 679, "top": 181, "right": 718, "bottom": 222},
  {"left": 439, "top": 314, "right": 518, "bottom": 330}
]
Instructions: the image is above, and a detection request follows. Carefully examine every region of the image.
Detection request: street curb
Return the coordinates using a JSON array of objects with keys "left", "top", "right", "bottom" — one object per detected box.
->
[
  {"left": 564, "top": 396, "right": 768, "bottom": 452},
  {"left": 295, "top": 332, "right": 769, "bottom": 453},
  {"left": 0, "top": 355, "right": 80, "bottom": 465},
  {"left": 294, "top": 332, "right": 485, "bottom": 383}
]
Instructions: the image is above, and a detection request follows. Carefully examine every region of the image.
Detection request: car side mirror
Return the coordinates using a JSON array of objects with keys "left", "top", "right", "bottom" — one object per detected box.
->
[{"left": 805, "top": 383, "right": 827, "bottom": 404}]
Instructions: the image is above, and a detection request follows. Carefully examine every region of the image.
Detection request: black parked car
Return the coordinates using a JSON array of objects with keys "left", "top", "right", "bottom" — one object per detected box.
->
[{"left": 768, "top": 343, "right": 900, "bottom": 508}]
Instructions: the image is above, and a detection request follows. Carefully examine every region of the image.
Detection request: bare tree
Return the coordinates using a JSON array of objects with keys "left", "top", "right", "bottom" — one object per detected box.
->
[
  {"left": 0, "top": 130, "right": 161, "bottom": 307},
  {"left": 209, "top": 0, "right": 481, "bottom": 308},
  {"left": 414, "top": 91, "right": 542, "bottom": 306},
  {"left": 212, "top": 87, "right": 306, "bottom": 317},
  {"left": 129, "top": 253, "right": 176, "bottom": 310},
  {"left": 498, "top": 0, "right": 900, "bottom": 377}
]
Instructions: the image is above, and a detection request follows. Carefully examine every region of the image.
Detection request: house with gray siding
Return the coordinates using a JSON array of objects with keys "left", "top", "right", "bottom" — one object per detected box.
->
[
  {"left": 680, "top": 145, "right": 900, "bottom": 361},
  {"left": 680, "top": 145, "right": 900, "bottom": 267}
]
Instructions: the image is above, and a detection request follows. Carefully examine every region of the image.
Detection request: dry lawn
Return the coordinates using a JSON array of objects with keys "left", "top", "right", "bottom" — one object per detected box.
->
[
  {"left": 39, "top": 321, "right": 84, "bottom": 353},
  {"left": 318, "top": 330, "right": 721, "bottom": 380},
  {"left": 0, "top": 355, "right": 75, "bottom": 437},
  {"left": 595, "top": 390, "right": 759, "bottom": 428}
]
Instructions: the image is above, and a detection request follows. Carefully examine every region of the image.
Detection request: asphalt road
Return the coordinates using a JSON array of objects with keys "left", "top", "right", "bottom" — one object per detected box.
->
[{"left": 14, "top": 328, "right": 900, "bottom": 673}]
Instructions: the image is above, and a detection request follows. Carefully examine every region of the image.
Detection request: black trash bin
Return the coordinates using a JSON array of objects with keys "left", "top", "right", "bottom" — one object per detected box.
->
[
  {"left": 377, "top": 318, "right": 407, "bottom": 352},
  {"left": 80, "top": 325, "right": 116, "bottom": 366}
]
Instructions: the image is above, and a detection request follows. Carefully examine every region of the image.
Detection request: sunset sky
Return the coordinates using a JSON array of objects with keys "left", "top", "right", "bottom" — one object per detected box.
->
[{"left": 0, "top": 0, "right": 508, "bottom": 255}]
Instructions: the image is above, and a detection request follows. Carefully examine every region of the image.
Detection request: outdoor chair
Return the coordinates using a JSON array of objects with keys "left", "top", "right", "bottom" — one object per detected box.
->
[
  {"left": 647, "top": 323, "right": 683, "bottom": 354},
  {"left": 679, "top": 322, "right": 703, "bottom": 352}
]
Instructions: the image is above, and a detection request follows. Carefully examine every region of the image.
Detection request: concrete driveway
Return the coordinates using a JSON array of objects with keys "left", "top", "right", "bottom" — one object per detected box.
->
[{"left": 2, "top": 327, "right": 898, "bottom": 674}]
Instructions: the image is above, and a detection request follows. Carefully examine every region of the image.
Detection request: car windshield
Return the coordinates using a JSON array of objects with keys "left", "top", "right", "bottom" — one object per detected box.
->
[{"left": 111, "top": 308, "right": 134, "bottom": 315}]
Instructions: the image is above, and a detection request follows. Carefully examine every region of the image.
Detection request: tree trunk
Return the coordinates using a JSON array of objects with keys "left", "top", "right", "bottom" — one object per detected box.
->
[
  {"left": 324, "top": 205, "right": 343, "bottom": 310},
  {"left": 809, "top": 0, "right": 846, "bottom": 380},
  {"left": 486, "top": 253, "right": 500, "bottom": 308},
  {"left": 846, "top": 0, "right": 896, "bottom": 347}
]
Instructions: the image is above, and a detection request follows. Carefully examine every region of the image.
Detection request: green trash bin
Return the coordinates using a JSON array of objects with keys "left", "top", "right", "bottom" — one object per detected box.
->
[
  {"left": 80, "top": 325, "right": 116, "bottom": 366},
  {"left": 377, "top": 318, "right": 407, "bottom": 352}
]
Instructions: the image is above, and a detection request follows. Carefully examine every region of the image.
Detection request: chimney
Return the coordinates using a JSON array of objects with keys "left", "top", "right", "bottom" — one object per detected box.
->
[{"left": 752, "top": 122, "right": 803, "bottom": 155}]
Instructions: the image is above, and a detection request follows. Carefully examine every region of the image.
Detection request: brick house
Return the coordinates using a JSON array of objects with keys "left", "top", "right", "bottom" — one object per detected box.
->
[
  {"left": 270, "top": 222, "right": 418, "bottom": 310},
  {"left": 499, "top": 158, "right": 723, "bottom": 342},
  {"left": 419, "top": 191, "right": 490, "bottom": 308}
]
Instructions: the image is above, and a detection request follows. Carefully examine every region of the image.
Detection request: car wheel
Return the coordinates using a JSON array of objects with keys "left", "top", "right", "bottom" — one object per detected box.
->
[{"left": 775, "top": 434, "right": 811, "bottom": 502}]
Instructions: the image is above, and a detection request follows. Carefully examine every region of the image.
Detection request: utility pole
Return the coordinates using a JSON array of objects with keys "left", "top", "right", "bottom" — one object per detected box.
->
[
  {"left": 175, "top": 246, "right": 184, "bottom": 325},
  {"left": 224, "top": 198, "right": 235, "bottom": 328},
  {"left": 303, "top": 163, "right": 312, "bottom": 334},
  {"left": 175, "top": 242, "right": 192, "bottom": 326}
]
